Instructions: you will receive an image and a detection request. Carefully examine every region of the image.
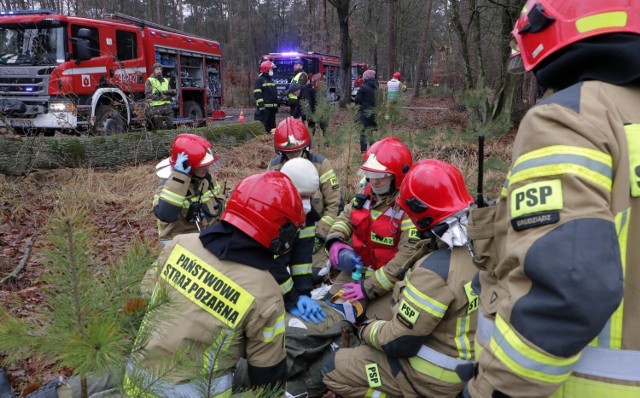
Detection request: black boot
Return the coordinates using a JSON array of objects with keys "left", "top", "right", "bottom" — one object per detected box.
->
[{"left": 0, "top": 369, "right": 15, "bottom": 398}]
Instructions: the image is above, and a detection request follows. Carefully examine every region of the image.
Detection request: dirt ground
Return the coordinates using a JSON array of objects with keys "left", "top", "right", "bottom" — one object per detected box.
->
[{"left": 0, "top": 94, "right": 513, "bottom": 396}]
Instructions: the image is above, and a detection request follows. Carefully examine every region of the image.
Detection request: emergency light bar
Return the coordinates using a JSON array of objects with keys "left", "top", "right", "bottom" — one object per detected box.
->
[{"left": 0, "top": 9, "right": 56, "bottom": 15}]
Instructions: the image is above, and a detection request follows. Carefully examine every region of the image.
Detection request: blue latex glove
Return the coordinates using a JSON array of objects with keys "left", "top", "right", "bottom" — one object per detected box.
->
[
  {"left": 329, "top": 241, "right": 354, "bottom": 268},
  {"left": 342, "top": 282, "right": 365, "bottom": 302},
  {"left": 174, "top": 152, "right": 191, "bottom": 174},
  {"left": 291, "top": 295, "right": 327, "bottom": 324}
]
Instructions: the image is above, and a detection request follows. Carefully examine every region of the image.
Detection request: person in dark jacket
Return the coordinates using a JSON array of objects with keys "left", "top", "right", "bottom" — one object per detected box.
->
[
  {"left": 286, "top": 79, "right": 327, "bottom": 135},
  {"left": 354, "top": 69, "right": 378, "bottom": 153},
  {"left": 254, "top": 60, "right": 278, "bottom": 133}
]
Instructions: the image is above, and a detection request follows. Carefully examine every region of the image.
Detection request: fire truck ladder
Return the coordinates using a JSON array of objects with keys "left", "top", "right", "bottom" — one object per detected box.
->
[{"left": 104, "top": 12, "right": 207, "bottom": 39}]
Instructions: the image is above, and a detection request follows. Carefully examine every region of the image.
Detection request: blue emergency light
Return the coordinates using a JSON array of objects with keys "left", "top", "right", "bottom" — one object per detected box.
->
[{"left": 0, "top": 9, "right": 56, "bottom": 16}]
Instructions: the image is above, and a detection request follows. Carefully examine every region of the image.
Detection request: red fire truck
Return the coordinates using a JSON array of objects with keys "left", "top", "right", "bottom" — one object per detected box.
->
[
  {"left": 0, "top": 10, "right": 224, "bottom": 134},
  {"left": 262, "top": 52, "right": 342, "bottom": 105},
  {"left": 350, "top": 62, "right": 369, "bottom": 100}
]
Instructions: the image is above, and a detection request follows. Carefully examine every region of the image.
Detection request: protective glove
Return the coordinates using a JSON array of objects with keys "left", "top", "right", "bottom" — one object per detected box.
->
[
  {"left": 313, "top": 234, "right": 325, "bottom": 254},
  {"left": 174, "top": 152, "right": 191, "bottom": 174},
  {"left": 342, "top": 282, "right": 365, "bottom": 302},
  {"left": 328, "top": 241, "right": 354, "bottom": 268},
  {"left": 290, "top": 295, "right": 327, "bottom": 324}
]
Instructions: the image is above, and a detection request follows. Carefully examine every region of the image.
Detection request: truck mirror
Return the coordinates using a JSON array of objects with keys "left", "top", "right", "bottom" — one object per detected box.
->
[
  {"left": 77, "top": 28, "right": 92, "bottom": 39},
  {"left": 76, "top": 38, "right": 91, "bottom": 62}
]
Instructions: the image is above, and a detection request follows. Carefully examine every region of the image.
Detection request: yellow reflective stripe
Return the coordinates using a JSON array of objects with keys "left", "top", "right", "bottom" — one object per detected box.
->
[
  {"left": 576, "top": 11, "right": 627, "bottom": 33},
  {"left": 332, "top": 221, "right": 352, "bottom": 236},
  {"left": 401, "top": 221, "right": 415, "bottom": 231},
  {"left": 253, "top": 89, "right": 262, "bottom": 93},
  {"left": 550, "top": 373, "right": 640, "bottom": 398},
  {"left": 290, "top": 263, "right": 312, "bottom": 276},
  {"left": 320, "top": 215, "right": 335, "bottom": 227},
  {"left": 299, "top": 226, "right": 315, "bottom": 239},
  {"left": 279, "top": 277, "right": 293, "bottom": 294},
  {"left": 364, "top": 389, "right": 387, "bottom": 398},
  {"left": 263, "top": 82, "right": 276, "bottom": 86},
  {"left": 367, "top": 320, "right": 384, "bottom": 349},
  {"left": 501, "top": 172, "right": 511, "bottom": 197},
  {"left": 370, "top": 209, "right": 382, "bottom": 221},
  {"left": 213, "top": 183, "right": 221, "bottom": 196},
  {"left": 319, "top": 169, "right": 336, "bottom": 183},
  {"left": 610, "top": 208, "right": 630, "bottom": 349},
  {"left": 374, "top": 268, "right": 393, "bottom": 291},
  {"left": 490, "top": 314, "right": 580, "bottom": 384},
  {"left": 510, "top": 145, "right": 613, "bottom": 192},
  {"left": 159, "top": 189, "right": 186, "bottom": 206},
  {"left": 402, "top": 279, "right": 447, "bottom": 318},
  {"left": 264, "top": 103, "right": 278, "bottom": 108},
  {"left": 262, "top": 313, "right": 286, "bottom": 343},
  {"left": 256, "top": 98, "right": 264, "bottom": 104},
  {"left": 624, "top": 124, "right": 640, "bottom": 197},
  {"left": 407, "top": 356, "right": 462, "bottom": 383},
  {"left": 455, "top": 315, "right": 473, "bottom": 360}
]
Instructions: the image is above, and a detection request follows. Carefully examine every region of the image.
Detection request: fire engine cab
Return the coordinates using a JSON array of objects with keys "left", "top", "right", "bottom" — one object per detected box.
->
[
  {"left": 262, "top": 52, "right": 342, "bottom": 105},
  {"left": 0, "top": 10, "right": 224, "bottom": 134}
]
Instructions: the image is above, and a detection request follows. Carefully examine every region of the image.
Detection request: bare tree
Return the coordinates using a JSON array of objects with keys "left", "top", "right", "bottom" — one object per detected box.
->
[
  {"left": 327, "top": 0, "right": 353, "bottom": 107},
  {"left": 412, "top": 0, "right": 434, "bottom": 97}
]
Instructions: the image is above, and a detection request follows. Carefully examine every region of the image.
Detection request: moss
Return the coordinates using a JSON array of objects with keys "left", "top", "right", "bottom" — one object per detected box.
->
[{"left": 64, "top": 138, "right": 87, "bottom": 165}]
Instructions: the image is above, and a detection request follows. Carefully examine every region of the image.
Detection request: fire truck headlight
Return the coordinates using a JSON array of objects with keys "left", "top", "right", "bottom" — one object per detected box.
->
[{"left": 49, "top": 101, "right": 76, "bottom": 113}]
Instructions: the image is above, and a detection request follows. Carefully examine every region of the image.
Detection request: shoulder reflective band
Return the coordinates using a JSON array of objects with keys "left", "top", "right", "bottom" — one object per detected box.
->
[
  {"left": 510, "top": 179, "right": 563, "bottom": 219},
  {"left": 161, "top": 244, "right": 255, "bottom": 328},
  {"left": 365, "top": 363, "right": 382, "bottom": 388},
  {"left": 623, "top": 124, "right": 640, "bottom": 197}
]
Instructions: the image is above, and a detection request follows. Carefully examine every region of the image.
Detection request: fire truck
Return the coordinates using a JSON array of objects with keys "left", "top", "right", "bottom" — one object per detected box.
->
[
  {"left": 0, "top": 10, "right": 224, "bottom": 134},
  {"left": 262, "top": 52, "right": 342, "bottom": 105}
]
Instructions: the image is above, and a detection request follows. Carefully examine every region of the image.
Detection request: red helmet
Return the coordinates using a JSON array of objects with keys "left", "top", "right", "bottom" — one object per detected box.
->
[
  {"left": 396, "top": 159, "right": 474, "bottom": 230},
  {"left": 512, "top": 0, "right": 640, "bottom": 72},
  {"left": 222, "top": 171, "right": 305, "bottom": 252},
  {"left": 360, "top": 137, "right": 413, "bottom": 188},
  {"left": 169, "top": 133, "right": 219, "bottom": 170},
  {"left": 274, "top": 117, "right": 311, "bottom": 152},
  {"left": 260, "top": 60, "right": 274, "bottom": 73},
  {"left": 392, "top": 72, "right": 401, "bottom": 79}
]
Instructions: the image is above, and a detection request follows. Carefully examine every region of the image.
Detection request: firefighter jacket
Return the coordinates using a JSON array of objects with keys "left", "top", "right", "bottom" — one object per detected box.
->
[
  {"left": 253, "top": 73, "right": 277, "bottom": 110},
  {"left": 145, "top": 76, "right": 172, "bottom": 107},
  {"left": 268, "top": 152, "right": 342, "bottom": 239},
  {"left": 288, "top": 71, "right": 308, "bottom": 101},
  {"left": 152, "top": 169, "right": 223, "bottom": 242},
  {"left": 467, "top": 81, "right": 640, "bottom": 397},
  {"left": 125, "top": 228, "right": 287, "bottom": 396},
  {"left": 352, "top": 242, "right": 478, "bottom": 397},
  {"left": 271, "top": 209, "right": 320, "bottom": 310},
  {"left": 327, "top": 186, "right": 420, "bottom": 299}
]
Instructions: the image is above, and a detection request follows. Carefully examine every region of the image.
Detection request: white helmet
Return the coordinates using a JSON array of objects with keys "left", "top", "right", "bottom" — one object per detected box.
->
[{"left": 280, "top": 158, "right": 319, "bottom": 195}]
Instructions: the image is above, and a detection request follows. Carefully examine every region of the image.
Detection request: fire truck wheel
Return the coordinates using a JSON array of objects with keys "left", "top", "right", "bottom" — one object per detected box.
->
[
  {"left": 95, "top": 106, "right": 127, "bottom": 135},
  {"left": 183, "top": 101, "right": 203, "bottom": 121}
]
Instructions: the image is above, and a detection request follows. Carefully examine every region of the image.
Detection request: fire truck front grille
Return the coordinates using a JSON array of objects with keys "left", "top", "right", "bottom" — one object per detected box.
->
[{"left": 0, "top": 77, "right": 46, "bottom": 95}]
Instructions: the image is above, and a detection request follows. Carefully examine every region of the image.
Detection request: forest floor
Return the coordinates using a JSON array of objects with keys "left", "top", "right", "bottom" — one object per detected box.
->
[{"left": 0, "top": 93, "right": 516, "bottom": 396}]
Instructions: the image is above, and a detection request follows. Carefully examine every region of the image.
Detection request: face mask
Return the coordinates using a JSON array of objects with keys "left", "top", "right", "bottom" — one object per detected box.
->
[
  {"left": 268, "top": 70, "right": 274, "bottom": 77},
  {"left": 371, "top": 179, "right": 392, "bottom": 195},
  {"left": 302, "top": 199, "right": 312, "bottom": 214}
]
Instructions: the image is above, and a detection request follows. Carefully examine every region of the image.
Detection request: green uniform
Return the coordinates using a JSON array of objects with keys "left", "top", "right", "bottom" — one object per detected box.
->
[{"left": 468, "top": 81, "right": 640, "bottom": 397}]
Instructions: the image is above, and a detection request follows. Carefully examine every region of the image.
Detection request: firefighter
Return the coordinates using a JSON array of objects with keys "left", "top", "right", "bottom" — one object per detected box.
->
[
  {"left": 268, "top": 117, "right": 342, "bottom": 283},
  {"left": 462, "top": 1, "right": 640, "bottom": 397},
  {"left": 254, "top": 60, "right": 278, "bottom": 133},
  {"left": 145, "top": 62, "right": 176, "bottom": 129},
  {"left": 153, "top": 133, "right": 224, "bottom": 246},
  {"left": 323, "top": 159, "right": 479, "bottom": 398},
  {"left": 325, "top": 137, "right": 420, "bottom": 320},
  {"left": 125, "top": 171, "right": 306, "bottom": 396},
  {"left": 354, "top": 69, "right": 379, "bottom": 153},
  {"left": 288, "top": 59, "right": 308, "bottom": 116},
  {"left": 386, "top": 71, "right": 406, "bottom": 103},
  {"left": 275, "top": 157, "right": 326, "bottom": 322}
]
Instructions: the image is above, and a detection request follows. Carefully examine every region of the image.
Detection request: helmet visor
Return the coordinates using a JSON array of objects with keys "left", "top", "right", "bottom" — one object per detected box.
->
[{"left": 357, "top": 169, "right": 392, "bottom": 179}]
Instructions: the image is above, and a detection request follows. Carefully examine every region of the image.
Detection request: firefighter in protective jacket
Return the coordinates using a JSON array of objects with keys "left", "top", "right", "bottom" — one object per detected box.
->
[
  {"left": 254, "top": 60, "right": 278, "bottom": 133},
  {"left": 463, "top": 1, "right": 640, "bottom": 397},
  {"left": 145, "top": 62, "right": 176, "bottom": 129},
  {"left": 126, "top": 171, "right": 306, "bottom": 396},
  {"left": 268, "top": 117, "right": 342, "bottom": 278},
  {"left": 323, "top": 159, "right": 478, "bottom": 398},
  {"left": 325, "top": 137, "right": 420, "bottom": 318},
  {"left": 153, "top": 134, "right": 224, "bottom": 246}
]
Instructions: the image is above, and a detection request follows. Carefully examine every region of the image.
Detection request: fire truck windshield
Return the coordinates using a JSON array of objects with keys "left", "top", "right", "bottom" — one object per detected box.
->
[{"left": 0, "top": 26, "right": 65, "bottom": 65}]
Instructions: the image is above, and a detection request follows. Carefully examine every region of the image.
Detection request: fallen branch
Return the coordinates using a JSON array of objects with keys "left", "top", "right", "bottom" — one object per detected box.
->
[{"left": 1, "top": 237, "right": 32, "bottom": 284}]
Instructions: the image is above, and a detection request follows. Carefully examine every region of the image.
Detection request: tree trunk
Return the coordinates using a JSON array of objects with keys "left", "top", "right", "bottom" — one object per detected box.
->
[
  {"left": 328, "top": 0, "right": 353, "bottom": 108},
  {"left": 0, "top": 122, "right": 264, "bottom": 176},
  {"left": 412, "top": 0, "right": 434, "bottom": 98},
  {"left": 451, "top": 0, "right": 473, "bottom": 89},
  {"left": 387, "top": 0, "right": 397, "bottom": 79}
]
